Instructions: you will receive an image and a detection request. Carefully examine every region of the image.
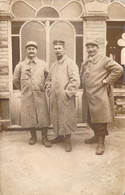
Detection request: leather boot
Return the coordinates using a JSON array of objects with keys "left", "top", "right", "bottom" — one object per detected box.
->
[
  {"left": 41, "top": 128, "right": 52, "bottom": 147},
  {"left": 96, "top": 135, "right": 105, "bottom": 155},
  {"left": 29, "top": 130, "right": 37, "bottom": 145},
  {"left": 85, "top": 135, "right": 98, "bottom": 144},
  {"left": 50, "top": 135, "right": 65, "bottom": 144},
  {"left": 65, "top": 134, "right": 72, "bottom": 152}
]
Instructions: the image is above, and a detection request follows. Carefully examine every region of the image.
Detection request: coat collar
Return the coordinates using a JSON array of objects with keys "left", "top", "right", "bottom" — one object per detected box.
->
[
  {"left": 57, "top": 55, "right": 68, "bottom": 64},
  {"left": 87, "top": 54, "right": 102, "bottom": 64},
  {"left": 25, "top": 56, "right": 39, "bottom": 64}
]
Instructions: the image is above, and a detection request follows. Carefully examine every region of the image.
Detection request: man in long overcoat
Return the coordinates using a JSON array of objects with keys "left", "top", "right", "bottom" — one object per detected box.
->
[
  {"left": 46, "top": 40, "right": 80, "bottom": 152},
  {"left": 80, "top": 40, "right": 123, "bottom": 155},
  {"left": 13, "top": 41, "right": 51, "bottom": 147}
]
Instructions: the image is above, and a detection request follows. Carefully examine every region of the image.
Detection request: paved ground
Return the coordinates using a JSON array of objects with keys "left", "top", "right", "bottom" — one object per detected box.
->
[{"left": 0, "top": 127, "right": 125, "bottom": 195}]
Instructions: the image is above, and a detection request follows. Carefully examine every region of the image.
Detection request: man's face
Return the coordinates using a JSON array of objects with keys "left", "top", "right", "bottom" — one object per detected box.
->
[
  {"left": 86, "top": 44, "right": 99, "bottom": 57},
  {"left": 53, "top": 45, "right": 65, "bottom": 58},
  {"left": 26, "top": 46, "right": 37, "bottom": 58}
]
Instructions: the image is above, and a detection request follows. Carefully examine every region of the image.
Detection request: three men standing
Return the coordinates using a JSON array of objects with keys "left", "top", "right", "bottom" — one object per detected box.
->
[
  {"left": 46, "top": 40, "right": 80, "bottom": 152},
  {"left": 80, "top": 40, "right": 123, "bottom": 155},
  {"left": 13, "top": 41, "right": 51, "bottom": 147},
  {"left": 13, "top": 39, "right": 123, "bottom": 155}
]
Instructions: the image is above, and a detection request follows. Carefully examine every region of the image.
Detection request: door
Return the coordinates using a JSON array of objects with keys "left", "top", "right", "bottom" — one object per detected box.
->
[{"left": 11, "top": 20, "right": 83, "bottom": 126}]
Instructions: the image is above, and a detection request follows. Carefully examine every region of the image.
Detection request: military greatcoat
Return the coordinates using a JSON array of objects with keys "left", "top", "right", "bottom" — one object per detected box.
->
[
  {"left": 80, "top": 55, "right": 123, "bottom": 124},
  {"left": 13, "top": 57, "right": 50, "bottom": 128},
  {"left": 46, "top": 55, "right": 80, "bottom": 136}
]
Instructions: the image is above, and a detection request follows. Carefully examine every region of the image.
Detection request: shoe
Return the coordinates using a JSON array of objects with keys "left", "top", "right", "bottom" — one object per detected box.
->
[
  {"left": 65, "top": 142, "right": 72, "bottom": 152},
  {"left": 65, "top": 134, "right": 72, "bottom": 152},
  {"left": 96, "top": 136, "right": 105, "bottom": 155},
  {"left": 50, "top": 135, "right": 65, "bottom": 144},
  {"left": 29, "top": 137, "right": 37, "bottom": 145},
  {"left": 85, "top": 135, "right": 98, "bottom": 144},
  {"left": 42, "top": 138, "right": 52, "bottom": 147},
  {"left": 41, "top": 129, "right": 52, "bottom": 147},
  {"left": 29, "top": 130, "right": 37, "bottom": 145},
  {"left": 96, "top": 145, "right": 105, "bottom": 155}
]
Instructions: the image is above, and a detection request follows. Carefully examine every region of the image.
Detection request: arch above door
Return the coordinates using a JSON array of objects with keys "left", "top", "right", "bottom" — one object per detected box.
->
[
  {"left": 20, "top": 21, "right": 46, "bottom": 61},
  {"left": 11, "top": 0, "right": 84, "bottom": 19},
  {"left": 50, "top": 21, "right": 76, "bottom": 64}
]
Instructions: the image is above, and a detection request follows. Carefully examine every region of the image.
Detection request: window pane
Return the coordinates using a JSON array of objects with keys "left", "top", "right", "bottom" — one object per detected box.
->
[
  {"left": 43, "top": 0, "right": 52, "bottom": 5},
  {"left": 25, "top": 0, "right": 42, "bottom": 10},
  {"left": 76, "top": 36, "right": 83, "bottom": 89},
  {"left": 60, "top": 1, "right": 83, "bottom": 18},
  {"left": 12, "top": 36, "right": 20, "bottom": 73},
  {"left": 12, "top": 22, "right": 24, "bottom": 34},
  {"left": 12, "top": 1, "right": 35, "bottom": 17},
  {"left": 53, "top": 0, "right": 71, "bottom": 10},
  {"left": 36, "top": 7, "right": 59, "bottom": 18},
  {"left": 76, "top": 36, "right": 83, "bottom": 70},
  {"left": 71, "top": 22, "right": 83, "bottom": 34},
  {"left": 106, "top": 21, "right": 125, "bottom": 86}
]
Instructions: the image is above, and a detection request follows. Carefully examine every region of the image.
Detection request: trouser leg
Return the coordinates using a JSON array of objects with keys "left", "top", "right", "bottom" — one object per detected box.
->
[
  {"left": 91, "top": 123, "right": 108, "bottom": 155},
  {"left": 84, "top": 110, "right": 99, "bottom": 144},
  {"left": 65, "top": 134, "right": 72, "bottom": 152},
  {"left": 29, "top": 129, "right": 37, "bottom": 145}
]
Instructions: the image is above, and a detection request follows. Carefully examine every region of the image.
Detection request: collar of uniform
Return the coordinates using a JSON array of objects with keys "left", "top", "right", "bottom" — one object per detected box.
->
[
  {"left": 92, "top": 54, "right": 102, "bottom": 64},
  {"left": 25, "top": 56, "right": 38, "bottom": 64},
  {"left": 87, "top": 54, "right": 102, "bottom": 64},
  {"left": 57, "top": 55, "right": 68, "bottom": 64}
]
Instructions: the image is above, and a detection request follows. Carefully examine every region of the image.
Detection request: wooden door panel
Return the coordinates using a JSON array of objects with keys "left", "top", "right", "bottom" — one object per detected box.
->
[
  {"left": 75, "top": 90, "right": 83, "bottom": 123},
  {"left": 11, "top": 90, "right": 21, "bottom": 125}
]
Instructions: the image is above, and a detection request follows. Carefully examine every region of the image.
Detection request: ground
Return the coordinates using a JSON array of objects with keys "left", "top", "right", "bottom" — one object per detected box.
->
[{"left": 0, "top": 127, "right": 125, "bottom": 195}]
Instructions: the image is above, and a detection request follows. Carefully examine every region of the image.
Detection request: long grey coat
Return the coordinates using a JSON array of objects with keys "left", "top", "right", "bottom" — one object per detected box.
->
[
  {"left": 46, "top": 55, "right": 80, "bottom": 136},
  {"left": 13, "top": 57, "right": 50, "bottom": 128},
  {"left": 80, "top": 55, "right": 123, "bottom": 124}
]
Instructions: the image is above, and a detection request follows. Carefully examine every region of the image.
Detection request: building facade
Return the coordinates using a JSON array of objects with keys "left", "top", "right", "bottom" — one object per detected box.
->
[{"left": 0, "top": 0, "right": 125, "bottom": 130}]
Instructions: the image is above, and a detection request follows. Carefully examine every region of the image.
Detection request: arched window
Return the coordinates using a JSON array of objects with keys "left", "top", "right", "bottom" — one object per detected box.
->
[
  {"left": 11, "top": 0, "right": 84, "bottom": 19},
  {"left": 36, "top": 7, "right": 59, "bottom": 18},
  {"left": 108, "top": 2, "right": 125, "bottom": 19}
]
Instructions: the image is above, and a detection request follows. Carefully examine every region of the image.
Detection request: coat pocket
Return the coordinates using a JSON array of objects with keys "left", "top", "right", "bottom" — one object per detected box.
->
[{"left": 63, "top": 90, "right": 70, "bottom": 101}]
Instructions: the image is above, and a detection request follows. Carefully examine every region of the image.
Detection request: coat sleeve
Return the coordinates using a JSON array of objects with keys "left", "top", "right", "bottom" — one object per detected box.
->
[
  {"left": 13, "top": 63, "right": 21, "bottom": 90},
  {"left": 104, "top": 57, "right": 124, "bottom": 85},
  {"left": 65, "top": 60, "right": 80, "bottom": 98}
]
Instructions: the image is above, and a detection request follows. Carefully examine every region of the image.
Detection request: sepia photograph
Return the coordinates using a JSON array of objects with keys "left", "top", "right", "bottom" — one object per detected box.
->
[{"left": 0, "top": 0, "right": 125, "bottom": 194}]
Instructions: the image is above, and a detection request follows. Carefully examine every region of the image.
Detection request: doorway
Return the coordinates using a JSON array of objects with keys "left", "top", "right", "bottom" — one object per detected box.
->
[{"left": 11, "top": 20, "right": 84, "bottom": 126}]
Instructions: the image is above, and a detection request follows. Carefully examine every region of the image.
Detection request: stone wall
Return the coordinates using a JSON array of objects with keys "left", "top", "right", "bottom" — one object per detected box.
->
[
  {"left": 0, "top": 21, "right": 9, "bottom": 92},
  {"left": 0, "top": 20, "right": 10, "bottom": 131},
  {"left": 85, "top": 19, "right": 106, "bottom": 55}
]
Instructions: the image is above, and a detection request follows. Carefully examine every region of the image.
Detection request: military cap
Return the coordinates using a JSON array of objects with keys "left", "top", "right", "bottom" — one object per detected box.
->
[
  {"left": 53, "top": 40, "right": 65, "bottom": 46},
  {"left": 85, "top": 39, "right": 99, "bottom": 47},
  {"left": 25, "top": 41, "right": 37, "bottom": 48}
]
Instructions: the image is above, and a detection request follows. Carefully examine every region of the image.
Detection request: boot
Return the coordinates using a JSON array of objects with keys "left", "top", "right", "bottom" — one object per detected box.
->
[
  {"left": 41, "top": 128, "right": 52, "bottom": 147},
  {"left": 50, "top": 135, "right": 65, "bottom": 144},
  {"left": 96, "top": 135, "right": 105, "bottom": 155},
  {"left": 85, "top": 135, "right": 98, "bottom": 144},
  {"left": 29, "top": 130, "right": 37, "bottom": 145},
  {"left": 65, "top": 134, "right": 72, "bottom": 152}
]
